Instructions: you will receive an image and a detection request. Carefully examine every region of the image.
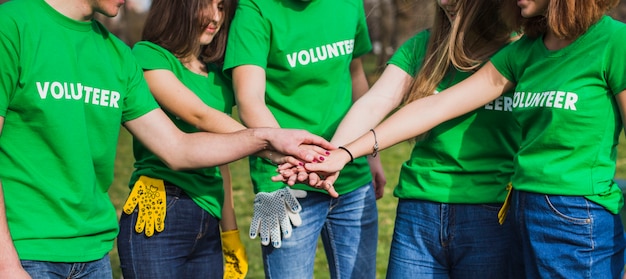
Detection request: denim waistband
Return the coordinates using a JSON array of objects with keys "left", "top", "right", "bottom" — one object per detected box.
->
[{"left": 163, "top": 182, "right": 189, "bottom": 197}]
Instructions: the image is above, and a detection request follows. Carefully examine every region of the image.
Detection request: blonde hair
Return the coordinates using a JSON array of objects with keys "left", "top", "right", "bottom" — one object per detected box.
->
[{"left": 402, "top": 0, "right": 522, "bottom": 105}]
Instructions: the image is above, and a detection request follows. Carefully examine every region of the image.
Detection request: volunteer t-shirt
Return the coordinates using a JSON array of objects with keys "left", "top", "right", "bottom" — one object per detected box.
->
[
  {"left": 224, "top": 0, "right": 373, "bottom": 194},
  {"left": 0, "top": 0, "right": 158, "bottom": 262},
  {"left": 491, "top": 16, "right": 626, "bottom": 213}
]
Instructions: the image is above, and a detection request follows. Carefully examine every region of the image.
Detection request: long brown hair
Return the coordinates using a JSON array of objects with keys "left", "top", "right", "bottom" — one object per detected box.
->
[
  {"left": 522, "top": 0, "right": 619, "bottom": 39},
  {"left": 402, "top": 0, "right": 522, "bottom": 105},
  {"left": 141, "top": 0, "right": 237, "bottom": 64}
]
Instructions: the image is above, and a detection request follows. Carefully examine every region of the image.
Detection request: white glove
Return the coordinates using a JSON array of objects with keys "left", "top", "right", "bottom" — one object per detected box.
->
[{"left": 249, "top": 187, "right": 307, "bottom": 248}]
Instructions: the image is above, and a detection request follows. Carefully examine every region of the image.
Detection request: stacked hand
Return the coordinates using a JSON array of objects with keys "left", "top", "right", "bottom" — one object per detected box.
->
[
  {"left": 260, "top": 128, "right": 335, "bottom": 163},
  {"left": 271, "top": 148, "right": 354, "bottom": 197}
]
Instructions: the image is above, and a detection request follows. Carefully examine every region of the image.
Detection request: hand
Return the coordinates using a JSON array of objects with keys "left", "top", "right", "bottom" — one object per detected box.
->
[
  {"left": 122, "top": 176, "right": 166, "bottom": 237},
  {"left": 249, "top": 188, "right": 307, "bottom": 248},
  {"left": 272, "top": 164, "right": 339, "bottom": 198},
  {"left": 0, "top": 265, "right": 31, "bottom": 279},
  {"left": 259, "top": 128, "right": 335, "bottom": 162},
  {"left": 367, "top": 155, "right": 386, "bottom": 199},
  {"left": 302, "top": 148, "right": 352, "bottom": 175},
  {"left": 221, "top": 229, "right": 248, "bottom": 279}
]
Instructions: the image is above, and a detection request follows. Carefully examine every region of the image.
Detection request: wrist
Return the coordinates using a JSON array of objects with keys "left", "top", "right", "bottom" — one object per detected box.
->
[
  {"left": 252, "top": 128, "right": 271, "bottom": 151},
  {"left": 337, "top": 146, "right": 354, "bottom": 164}
]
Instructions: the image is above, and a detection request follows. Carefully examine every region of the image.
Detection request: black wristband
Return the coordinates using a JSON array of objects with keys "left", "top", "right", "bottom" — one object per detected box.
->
[{"left": 337, "top": 146, "right": 354, "bottom": 164}]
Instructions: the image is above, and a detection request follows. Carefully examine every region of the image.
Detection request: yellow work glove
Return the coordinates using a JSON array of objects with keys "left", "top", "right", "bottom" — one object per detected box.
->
[
  {"left": 123, "top": 176, "right": 166, "bottom": 237},
  {"left": 497, "top": 183, "right": 513, "bottom": 225},
  {"left": 222, "top": 229, "right": 248, "bottom": 279}
]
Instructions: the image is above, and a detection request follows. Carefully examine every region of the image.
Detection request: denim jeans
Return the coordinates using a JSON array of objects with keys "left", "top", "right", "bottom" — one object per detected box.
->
[
  {"left": 21, "top": 254, "right": 112, "bottom": 279},
  {"left": 118, "top": 185, "right": 223, "bottom": 279},
  {"left": 509, "top": 190, "right": 626, "bottom": 279},
  {"left": 262, "top": 183, "right": 378, "bottom": 279},
  {"left": 385, "top": 199, "right": 515, "bottom": 279}
]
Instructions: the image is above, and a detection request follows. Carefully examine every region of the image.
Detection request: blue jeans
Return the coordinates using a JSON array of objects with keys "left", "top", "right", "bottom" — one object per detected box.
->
[
  {"left": 386, "top": 199, "right": 515, "bottom": 279},
  {"left": 510, "top": 190, "right": 626, "bottom": 279},
  {"left": 21, "top": 254, "right": 112, "bottom": 279},
  {"left": 118, "top": 185, "right": 223, "bottom": 279},
  {"left": 262, "top": 183, "right": 378, "bottom": 279}
]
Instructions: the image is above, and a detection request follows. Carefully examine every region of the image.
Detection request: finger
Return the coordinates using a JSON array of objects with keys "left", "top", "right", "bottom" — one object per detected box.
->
[
  {"left": 279, "top": 213, "right": 293, "bottom": 239},
  {"left": 249, "top": 215, "right": 261, "bottom": 239},
  {"left": 259, "top": 217, "right": 271, "bottom": 246},
  {"left": 144, "top": 214, "right": 154, "bottom": 237},
  {"left": 296, "top": 171, "right": 309, "bottom": 184},
  {"left": 279, "top": 166, "right": 302, "bottom": 177},
  {"left": 287, "top": 173, "right": 298, "bottom": 186},
  {"left": 281, "top": 156, "right": 303, "bottom": 167},
  {"left": 325, "top": 181, "right": 339, "bottom": 198},
  {"left": 287, "top": 210, "right": 302, "bottom": 227},
  {"left": 300, "top": 144, "right": 331, "bottom": 158},
  {"left": 298, "top": 132, "right": 336, "bottom": 151},
  {"left": 322, "top": 173, "right": 340, "bottom": 198},
  {"left": 282, "top": 189, "right": 302, "bottom": 213},
  {"left": 271, "top": 173, "right": 287, "bottom": 182},
  {"left": 123, "top": 183, "right": 143, "bottom": 214},
  {"left": 270, "top": 218, "right": 282, "bottom": 248},
  {"left": 276, "top": 162, "right": 297, "bottom": 171},
  {"left": 307, "top": 173, "right": 322, "bottom": 186}
]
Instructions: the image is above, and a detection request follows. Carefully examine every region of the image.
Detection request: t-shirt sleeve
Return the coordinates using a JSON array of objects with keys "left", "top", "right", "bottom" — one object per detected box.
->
[
  {"left": 352, "top": 0, "right": 372, "bottom": 58},
  {"left": 132, "top": 41, "right": 175, "bottom": 72},
  {"left": 387, "top": 30, "right": 430, "bottom": 77},
  {"left": 606, "top": 25, "right": 626, "bottom": 95},
  {"left": 121, "top": 54, "right": 160, "bottom": 123},
  {"left": 223, "top": 0, "right": 270, "bottom": 73},
  {"left": 0, "top": 14, "right": 19, "bottom": 117},
  {"left": 489, "top": 38, "right": 520, "bottom": 84}
]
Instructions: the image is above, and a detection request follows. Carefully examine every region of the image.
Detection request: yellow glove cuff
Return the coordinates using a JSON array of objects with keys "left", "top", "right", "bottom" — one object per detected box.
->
[{"left": 222, "top": 229, "right": 248, "bottom": 279}]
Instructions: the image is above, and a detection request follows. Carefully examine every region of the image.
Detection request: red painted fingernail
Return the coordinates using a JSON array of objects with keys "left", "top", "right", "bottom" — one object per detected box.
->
[
  {"left": 319, "top": 157, "right": 325, "bottom": 161},
  {"left": 325, "top": 151, "right": 330, "bottom": 155}
]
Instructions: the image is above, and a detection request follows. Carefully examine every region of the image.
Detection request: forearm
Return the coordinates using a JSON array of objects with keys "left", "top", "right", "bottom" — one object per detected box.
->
[
  {"left": 350, "top": 57, "right": 370, "bottom": 102},
  {"left": 332, "top": 65, "right": 408, "bottom": 145},
  {"left": 219, "top": 166, "right": 238, "bottom": 231},
  {"left": 145, "top": 70, "right": 246, "bottom": 134},
  {"left": 126, "top": 110, "right": 269, "bottom": 170},
  {"left": 233, "top": 65, "right": 280, "bottom": 128},
  {"left": 190, "top": 108, "right": 246, "bottom": 134},
  {"left": 0, "top": 180, "right": 22, "bottom": 273}
]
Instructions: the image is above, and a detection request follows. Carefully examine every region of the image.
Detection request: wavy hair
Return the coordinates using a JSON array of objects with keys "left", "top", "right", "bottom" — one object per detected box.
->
[
  {"left": 141, "top": 0, "right": 237, "bottom": 64},
  {"left": 402, "top": 0, "right": 522, "bottom": 105}
]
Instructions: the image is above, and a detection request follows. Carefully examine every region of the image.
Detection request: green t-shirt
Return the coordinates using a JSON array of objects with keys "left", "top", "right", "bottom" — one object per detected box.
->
[
  {"left": 130, "top": 41, "right": 235, "bottom": 218},
  {"left": 0, "top": 0, "right": 158, "bottom": 262},
  {"left": 389, "top": 30, "right": 520, "bottom": 204},
  {"left": 491, "top": 16, "right": 626, "bottom": 213},
  {"left": 223, "top": 0, "right": 373, "bottom": 194}
]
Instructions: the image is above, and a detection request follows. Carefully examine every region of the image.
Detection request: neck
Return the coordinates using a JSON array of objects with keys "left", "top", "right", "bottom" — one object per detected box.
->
[
  {"left": 543, "top": 30, "right": 574, "bottom": 51},
  {"left": 45, "top": 0, "right": 95, "bottom": 22}
]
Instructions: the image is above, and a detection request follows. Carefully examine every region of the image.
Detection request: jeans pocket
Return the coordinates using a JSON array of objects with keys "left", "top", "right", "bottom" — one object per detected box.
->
[
  {"left": 165, "top": 194, "right": 180, "bottom": 211},
  {"left": 544, "top": 195, "right": 592, "bottom": 224}
]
